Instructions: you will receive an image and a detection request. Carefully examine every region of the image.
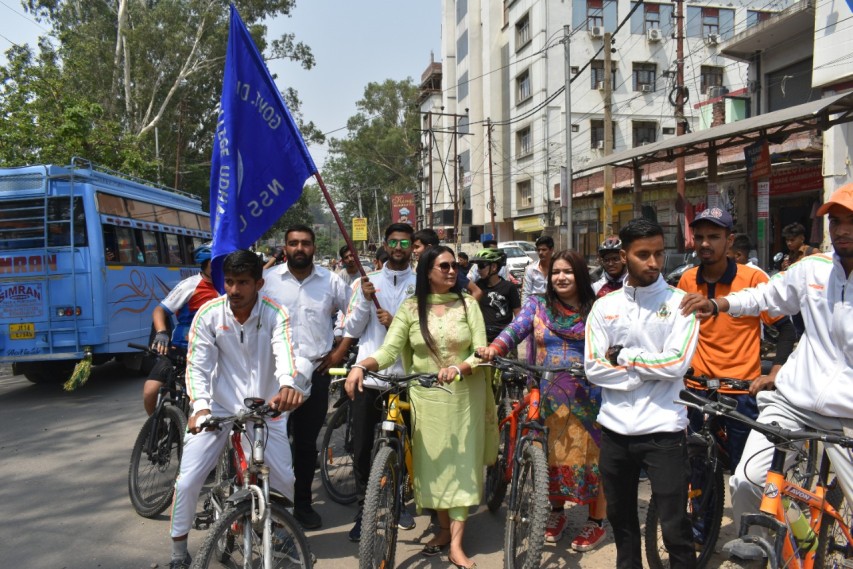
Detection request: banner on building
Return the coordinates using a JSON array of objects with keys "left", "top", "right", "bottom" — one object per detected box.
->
[
  {"left": 744, "top": 141, "right": 770, "bottom": 182},
  {"left": 390, "top": 193, "right": 416, "bottom": 228},
  {"left": 353, "top": 218, "right": 368, "bottom": 241}
]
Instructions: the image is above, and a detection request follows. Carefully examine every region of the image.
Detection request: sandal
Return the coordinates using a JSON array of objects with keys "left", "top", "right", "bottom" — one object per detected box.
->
[{"left": 421, "top": 526, "right": 450, "bottom": 557}]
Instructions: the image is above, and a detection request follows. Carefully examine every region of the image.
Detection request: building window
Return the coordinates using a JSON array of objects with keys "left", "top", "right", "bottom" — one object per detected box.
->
[
  {"left": 457, "top": 71, "right": 469, "bottom": 101},
  {"left": 591, "top": 60, "right": 617, "bottom": 90},
  {"left": 700, "top": 66, "right": 723, "bottom": 94},
  {"left": 746, "top": 10, "right": 772, "bottom": 28},
  {"left": 456, "top": 0, "right": 467, "bottom": 23},
  {"left": 516, "top": 13, "right": 531, "bottom": 50},
  {"left": 632, "top": 121, "right": 657, "bottom": 147},
  {"left": 662, "top": 126, "right": 675, "bottom": 135},
  {"left": 457, "top": 30, "right": 468, "bottom": 63},
  {"left": 591, "top": 119, "right": 604, "bottom": 149},
  {"left": 517, "top": 180, "right": 532, "bottom": 207},
  {"left": 587, "top": 0, "right": 604, "bottom": 29},
  {"left": 644, "top": 3, "right": 660, "bottom": 31},
  {"left": 516, "top": 69, "right": 532, "bottom": 104},
  {"left": 702, "top": 7, "right": 719, "bottom": 37},
  {"left": 503, "top": 0, "right": 509, "bottom": 28},
  {"left": 633, "top": 62, "right": 656, "bottom": 91},
  {"left": 516, "top": 126, "right": 532, "bottom": 158}
]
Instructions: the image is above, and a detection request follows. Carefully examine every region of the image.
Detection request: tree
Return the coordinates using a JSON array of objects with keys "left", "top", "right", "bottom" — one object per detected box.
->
[
  {"left": 0, "top": 0, "right": 322, "bottom": 200},
  {"left": 323, "top": 78, "right": 421, "bottom": 241}
]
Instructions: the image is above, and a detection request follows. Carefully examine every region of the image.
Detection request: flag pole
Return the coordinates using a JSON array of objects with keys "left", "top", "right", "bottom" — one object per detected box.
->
[{"left": 313, "top": 171, "right": 382, "bottom": 310}]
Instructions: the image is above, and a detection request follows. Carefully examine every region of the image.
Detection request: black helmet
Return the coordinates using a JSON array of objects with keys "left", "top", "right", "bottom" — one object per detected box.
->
[{"left": 599, "top": 236, "right": 622, "bottom": 254}]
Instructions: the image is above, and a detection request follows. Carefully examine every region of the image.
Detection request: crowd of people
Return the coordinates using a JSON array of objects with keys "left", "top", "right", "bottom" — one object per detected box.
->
[{"left": 145, "top": 183, "right": 853, "bottom": 569}]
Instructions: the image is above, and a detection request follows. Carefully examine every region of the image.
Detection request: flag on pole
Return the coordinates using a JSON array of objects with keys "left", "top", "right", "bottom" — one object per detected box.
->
[{"left": 209, "top": 4, "right": 317, "bottom": 290}]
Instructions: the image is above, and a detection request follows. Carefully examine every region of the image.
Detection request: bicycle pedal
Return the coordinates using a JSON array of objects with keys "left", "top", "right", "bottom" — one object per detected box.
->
[{"left": 194, "top": 513, "right": 213, "bottom": 530}]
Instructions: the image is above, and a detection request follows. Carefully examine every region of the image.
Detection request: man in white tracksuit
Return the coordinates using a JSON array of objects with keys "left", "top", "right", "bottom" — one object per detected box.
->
[
  {"left": 585, "top": 218, "right": 700, "bottom": 569},
  {"left": 167, "top": 250, "right": 311, "bottom": 569},
  {"left": 681, "top": 184, "right": 853, "bottom": 547},
  {"left": 342, "top": 223, "right": 417, "bottom": 541}
]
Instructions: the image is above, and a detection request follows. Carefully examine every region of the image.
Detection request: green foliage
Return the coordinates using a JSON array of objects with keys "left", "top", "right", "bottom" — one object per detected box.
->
[
  {"left": 323, "top": 79, "right": 421, "bottom": 236},
  {"left": 0, "top": 0, "right": 321, "bottom": 203}
]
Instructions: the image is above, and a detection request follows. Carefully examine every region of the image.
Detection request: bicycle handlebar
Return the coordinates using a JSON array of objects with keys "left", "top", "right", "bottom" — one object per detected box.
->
[
  {"left": 484, "top": 354, "right": 586, "bottom": 379},
  {"left": 203, "top": 402, "right": 282, "bottom": 431},
  {"left": 677, "top": 389, "right": 853, "bottom": 448}
]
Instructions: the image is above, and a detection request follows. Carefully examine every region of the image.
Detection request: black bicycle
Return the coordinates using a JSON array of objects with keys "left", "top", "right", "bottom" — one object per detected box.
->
[
  {"left": 127, "top": 342, "right": 190, "bottom": 518},
  {"left": 320, "top": 377, "right": 358, "bottom": 504}
]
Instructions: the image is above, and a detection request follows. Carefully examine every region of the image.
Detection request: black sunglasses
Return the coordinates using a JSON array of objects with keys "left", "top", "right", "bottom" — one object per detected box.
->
[
  {"left": 386, "top": 238, "right": 411, "bottom": 249},
  {"left": 433, "top": 261, "right": 459, "bottom": 273}
]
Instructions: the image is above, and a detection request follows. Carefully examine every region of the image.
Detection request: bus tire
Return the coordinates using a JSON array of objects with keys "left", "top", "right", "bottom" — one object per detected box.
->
[{"left": 20, "top": 361, "right": 75, "bottom": 384}]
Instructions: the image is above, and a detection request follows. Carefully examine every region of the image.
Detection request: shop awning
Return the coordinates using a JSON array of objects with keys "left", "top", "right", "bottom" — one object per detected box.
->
[{"left": 575, "top": 91, "right": 853, "bottom": 173}]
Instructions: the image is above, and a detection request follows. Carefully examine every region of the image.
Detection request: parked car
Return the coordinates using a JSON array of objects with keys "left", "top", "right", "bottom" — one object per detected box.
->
[
  {"left": 499, "top": 246, "right": 533, "bottom": 285},
  {"left": 499, "top": 240, "right": 537, "bottom": 261}
]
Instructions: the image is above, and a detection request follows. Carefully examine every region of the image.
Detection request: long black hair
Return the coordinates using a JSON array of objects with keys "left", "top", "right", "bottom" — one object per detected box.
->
[
  {"left": 415, "top": 245, "right": 465, "bottom": 361},
  {"left": 545, "top": 249, "right": 596, "bottom": 319}
]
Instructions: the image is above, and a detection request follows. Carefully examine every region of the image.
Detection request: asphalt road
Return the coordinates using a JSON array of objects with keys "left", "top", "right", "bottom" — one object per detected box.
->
[{"left": 0, "top": 363, "right": 741, "bottom": 568}]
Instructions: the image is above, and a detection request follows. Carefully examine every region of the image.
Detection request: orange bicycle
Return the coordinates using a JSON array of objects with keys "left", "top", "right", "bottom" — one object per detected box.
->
[{"left": 680, "top": 389, "right": 853, "bottom": 569}]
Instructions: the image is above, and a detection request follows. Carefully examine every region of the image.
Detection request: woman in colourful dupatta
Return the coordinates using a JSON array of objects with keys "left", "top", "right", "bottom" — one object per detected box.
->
[
  {"left": 480, "top": 249, "right": 606, "bottom": 552},
  {"left": 346, "top": 245, "right": 495, "bottom": 569}
]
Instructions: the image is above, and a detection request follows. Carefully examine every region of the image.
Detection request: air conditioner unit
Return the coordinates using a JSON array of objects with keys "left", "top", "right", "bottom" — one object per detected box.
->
[
  {"left": 647, "top": 28, "right": 662, "bottom": 42},
  {"left": 706, "top": 33, "right": 719, "bottom": 45},
  {"left": 640, "top": 84, "right": 653, "bottom": 93},
  {"left": 590, "top": 26, "right": 604, "bottom": 38},
  {"left": 596, "top": 140, "right": 605, "bottom": 150},
  {"left": 596, "top": 81, "right": 605, "bottom": 91}
]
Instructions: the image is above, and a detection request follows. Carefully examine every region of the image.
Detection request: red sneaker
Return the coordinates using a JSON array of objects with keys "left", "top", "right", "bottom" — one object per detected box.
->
[
  {"left": 571, "top": 521, "right": 606, "bottom": 552},
  {"left": 545, "top": 510, "right": 567, "bottom": 543}
]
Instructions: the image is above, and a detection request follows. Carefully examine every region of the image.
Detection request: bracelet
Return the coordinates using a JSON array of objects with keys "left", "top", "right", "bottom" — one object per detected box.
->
[
  {"left": 351, "top": 363, "right": 369, "bottom": 372},
  {"left": 449, "top": 365, "right": 463, "bottom": 380},
  {"left": 709, "top": 299, "right": 720, "bottom": 317}
]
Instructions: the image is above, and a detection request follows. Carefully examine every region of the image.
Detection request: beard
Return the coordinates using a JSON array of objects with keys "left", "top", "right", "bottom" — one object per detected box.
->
[{"left": 288, "top": 254, "right": 312, "bottom": 270}]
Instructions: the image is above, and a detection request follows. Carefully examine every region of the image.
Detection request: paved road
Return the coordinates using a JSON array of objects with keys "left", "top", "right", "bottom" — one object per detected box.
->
[{"left": 0, "top": 364, "right": 740, "bottom": 568}]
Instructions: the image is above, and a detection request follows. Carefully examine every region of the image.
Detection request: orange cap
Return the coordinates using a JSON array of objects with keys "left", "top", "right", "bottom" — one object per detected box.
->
[{"left": 817, "top": 183, "right": 853, "bottom": 216}]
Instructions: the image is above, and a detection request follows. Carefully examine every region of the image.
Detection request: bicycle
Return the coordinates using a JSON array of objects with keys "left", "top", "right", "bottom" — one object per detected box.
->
[
  {"left": 480, "top": 355, "right": 586, "bottom": 569},
  {"left": 192, "top": 397, "right": 313, "bottom": 569},
  {"left": 679, "top": 389, "right": 853, "bottom": 569},
  {"left": 320, "top": 355, "right": 358, "bottom": 505},
  {"left": 127, "top": 342, "right": 190, "bottom": 518},
  {"left": 329, "top": 367, "right": 445, "bottom": 569},
  {"left": 645, "top": 372, "right": 820, "bottom": 569}
]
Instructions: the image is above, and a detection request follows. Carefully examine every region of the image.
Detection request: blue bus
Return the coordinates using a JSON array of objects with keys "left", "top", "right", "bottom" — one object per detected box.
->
[{"left": 0, "top": 159, "right": 211, "bottom": 383}]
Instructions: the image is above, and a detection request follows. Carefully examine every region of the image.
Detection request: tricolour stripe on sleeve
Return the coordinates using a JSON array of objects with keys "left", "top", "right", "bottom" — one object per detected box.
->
[
  {"left": 185, "top": 297, "right": 227, "bottom": 402},
  {"left": 261, "top": 295, "right": 297, "bottom": 374}
]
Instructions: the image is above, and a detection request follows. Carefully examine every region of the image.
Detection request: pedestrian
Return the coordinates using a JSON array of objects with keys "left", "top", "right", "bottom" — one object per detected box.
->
[
  {"left": 585, "top": 218, "right": 700, "bottom": 569},
  {"left": 592, "top": 236, "right": 627, "bottom": 297},
  {"left": 780, "top": 222, "right": 819, "bottom": 269},
  {"left": 521, "top": 235, "right": 554, "bottom": 303},
  {"left": 337, "top": 244, "right": 361, "bottom": 286},
  {"left": 470, "top": 248, "right": 520, "bottom": 342}
]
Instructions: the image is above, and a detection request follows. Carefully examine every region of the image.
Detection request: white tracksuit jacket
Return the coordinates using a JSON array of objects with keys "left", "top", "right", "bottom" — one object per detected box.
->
[
  {"left": 186, "top": 294, "right": 311, "bottom": 415},
  {"left": 343, "top": 263, "right": 416, "bottom": 389},
  {"left": 726, "top": 253, "right": 853, "bottom": 418},
  {"left": 585, "top": 276, "right": 700, "bottom": 435}
]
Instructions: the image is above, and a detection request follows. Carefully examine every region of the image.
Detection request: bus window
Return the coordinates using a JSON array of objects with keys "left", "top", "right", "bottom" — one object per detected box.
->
[
  {"left": 115, "top": 226, "right": 135, "bottom": 263},
  {"left": 96, "top": 193, "right": 128, "bottom": 217},
  {"left": 103, "top": 226, "right": 119, "bottom": 262},
  {"left": 126, "top": 199, "right": 157, "bottom": 222},
  {"left": 156, "top": 205, "right": 181, "bottom": 227},
  {"left": 197, "top": 214, "right": 211, "bottom": 233},
  {"left": 47, "top": 197, "right": 88, "bottom": 247},
  {"left": 135, "top": 229, "right": 161, "bottom": 264},
  {"left": 164, "top": 233, "right": 183, "bottom": 265},
  {"left": 0, "top": 199, "right": 43, "bottom": 250},
  {"left": 179, "top": 210, "right": 200, "bottom": 230}
]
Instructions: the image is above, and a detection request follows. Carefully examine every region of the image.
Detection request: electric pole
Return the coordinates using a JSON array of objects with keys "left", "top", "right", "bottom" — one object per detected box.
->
[
  {"left": 603, "top": 32, "right": 614, "bottom": 238},
  {"left": 676, "top": 0, "right": 687, "bottom": 250},
  {"left": 486, "top": 118, "right": 497, "bottom": 237},
  {"left": 563, "top": 25, "right": 574, "bottom": 249}
]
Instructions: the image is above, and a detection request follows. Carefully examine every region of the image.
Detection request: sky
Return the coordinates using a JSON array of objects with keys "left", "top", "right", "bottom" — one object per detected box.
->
[{"left": 0, "top": 0, "right": 443, "bottom": 168}]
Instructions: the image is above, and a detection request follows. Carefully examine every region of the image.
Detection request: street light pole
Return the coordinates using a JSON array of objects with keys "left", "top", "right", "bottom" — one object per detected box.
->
[{"left": 563, "top": 25, "right": 574, "bottom": 249}]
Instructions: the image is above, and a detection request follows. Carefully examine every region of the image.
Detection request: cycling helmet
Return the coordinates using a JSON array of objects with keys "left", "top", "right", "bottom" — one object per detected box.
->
[
  {"left": 471, "top": 248, "right": 506, "bottom": 268},
  {"left": 599, "top": 236, "right": 622, "bottom": 254},
  {"left": 193, "top": 244, "right": 212, "bottom": 265}
]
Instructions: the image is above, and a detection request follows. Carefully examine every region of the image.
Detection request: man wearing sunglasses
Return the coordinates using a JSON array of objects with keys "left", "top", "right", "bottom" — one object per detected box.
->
[
  {"left": 593, "top": 236, "right": 628, "bottom": 298},
  {"left": 343, "top": 223, "right": 419, "bottom": 541}
]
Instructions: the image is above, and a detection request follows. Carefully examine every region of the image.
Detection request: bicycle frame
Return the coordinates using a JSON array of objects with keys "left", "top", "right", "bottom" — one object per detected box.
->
[
  {"left": 371, "top": 391, "right": 413, "bottom": 522},
  {"left": 504, "top": 374, "right": 553, "bottom": 508}
]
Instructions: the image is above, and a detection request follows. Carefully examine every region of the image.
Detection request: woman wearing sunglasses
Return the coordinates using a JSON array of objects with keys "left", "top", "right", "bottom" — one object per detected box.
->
[
  {"left": 346, "top": 245, "right": 496, "bottom": 569},
  {"left": 479, "top": 249, "right": 607, "bottom": 552}
]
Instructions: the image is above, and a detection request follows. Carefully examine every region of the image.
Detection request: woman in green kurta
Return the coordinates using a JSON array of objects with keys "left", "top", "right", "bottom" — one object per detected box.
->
[{"left": 346, "top": 245, "right": 495, "bottom": 569}]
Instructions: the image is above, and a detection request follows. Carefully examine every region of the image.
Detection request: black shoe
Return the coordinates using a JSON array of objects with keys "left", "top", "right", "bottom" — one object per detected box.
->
[
  {"left": 293, "top": 504, "right": 322, "bottom": 529},
  {"left": 168, "top": 553, "right": 191, "bottom": 569},
  {"left": 348, "top": 509, "right": 363, "bottom": 542}
]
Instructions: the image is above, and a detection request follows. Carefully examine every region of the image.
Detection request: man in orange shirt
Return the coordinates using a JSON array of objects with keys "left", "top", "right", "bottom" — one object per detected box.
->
[{"left": 677, "top": 208, "right": 795, "bottom": 470}]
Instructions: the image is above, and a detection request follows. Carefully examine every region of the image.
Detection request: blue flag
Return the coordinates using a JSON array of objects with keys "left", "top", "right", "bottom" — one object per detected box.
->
[{"left": 209, "top": 4, "right": 317, "bottom": 290}]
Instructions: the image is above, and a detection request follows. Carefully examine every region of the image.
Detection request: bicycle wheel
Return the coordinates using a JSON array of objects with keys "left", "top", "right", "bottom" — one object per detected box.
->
[
  {"left": 128, "top": 405, "right": 186, "bottom": 517},
  {"left": 504, "top": 443, "right": 549, "bottom": 569},
  {"left": 210, "top": 444, "right": 237, "bottom": 562},
  {"left": 194, "top": 501, "right": 313, "bottom": 568},
  {"left": 359, "top": 445, "right": 399, "bottom": 569},
  {"left": 320, "top": 401, "right": 357, "bottom": 504},
  {"left": 485, "top": 400, "right": 512, "bottom": 513},
  {"left": 644, "top": 441, "right": 724, "bottom": 569},
  {"left": 816, "top": 477, "right": 851, "bottom": 569}
]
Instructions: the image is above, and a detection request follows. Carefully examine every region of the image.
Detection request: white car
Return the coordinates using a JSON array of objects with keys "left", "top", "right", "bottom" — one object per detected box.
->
[
  {"left": 499, "top": 240, "right": 537, "bottom": 261},
  {"left": 499, "top": 246, "right": 533, "bottom": 284}
]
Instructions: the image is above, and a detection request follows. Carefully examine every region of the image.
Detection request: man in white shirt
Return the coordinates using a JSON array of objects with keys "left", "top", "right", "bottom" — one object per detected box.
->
[
  {"left": 343, "top": 223, "right": 418, "bottom": 541},
  {"left": 168, "top": 250, "right": 309, "bottom": 569},
  {"left": 521, "top": 235, "right": 554, "bottom": 303},
  {"left": 263, "top": 224, "right": 351, "bottom": 529},
  {"left": 336, "top": 244, "right": 361, "bottom": 286},
  {"left": 585, "top": 218, "right": 700, "bottom": 569}
]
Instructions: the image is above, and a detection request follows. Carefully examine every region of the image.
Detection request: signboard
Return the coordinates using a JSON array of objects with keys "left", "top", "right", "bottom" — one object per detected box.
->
[
  {"left": 745, "top": 141, "right": 771, "bottom": 182},
  {"left": 757, "top": 181, "right": 770, "bottom": 219},
  {"left": 0, "top": 282, "right": 43, "bottom": 318},
  {"left": 771, "top": 167, "right": 822, "bottom": 196},
  {"left": 390, "top": 193, "right": 416, "bottom": 228},
  {"left": 463, "top": 171, "right": 473, "bottom": 188},
  {"left": 706, "top": 183, "right": 720, "bottom": 209},
  {"left": 352, "top": 218, "right": 368, "bottom": 241}
]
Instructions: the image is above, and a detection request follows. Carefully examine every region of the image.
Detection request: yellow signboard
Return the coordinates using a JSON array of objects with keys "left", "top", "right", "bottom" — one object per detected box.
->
[{"left": 353, "top": 218, "right": 368, "bottom": 241}]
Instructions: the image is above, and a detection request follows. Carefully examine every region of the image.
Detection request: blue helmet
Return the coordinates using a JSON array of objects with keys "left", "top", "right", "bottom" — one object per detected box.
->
[{"left": 193, "top": 244, "right": 212, "bottom": 265}]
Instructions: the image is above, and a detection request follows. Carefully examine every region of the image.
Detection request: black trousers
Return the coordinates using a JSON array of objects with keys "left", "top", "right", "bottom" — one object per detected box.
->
[
  {"left": 350, "top": 386, "right": 385, "bottom": 502},
  {"left": 288, "top": 370, "right": 330, "bottom": 508},
  {"left": 599, "top": 427, "right": 696, "bottom": 569}
]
